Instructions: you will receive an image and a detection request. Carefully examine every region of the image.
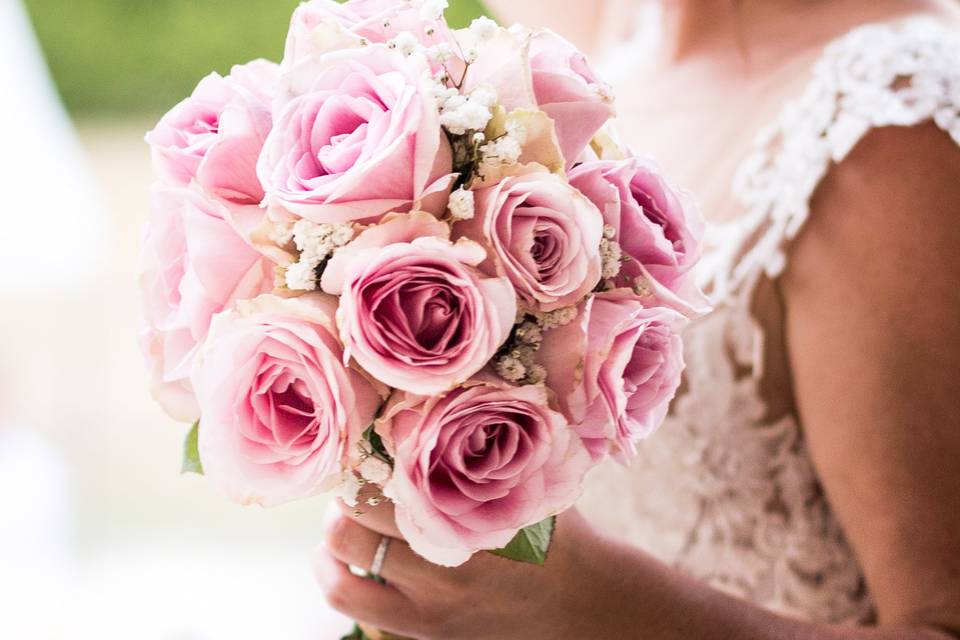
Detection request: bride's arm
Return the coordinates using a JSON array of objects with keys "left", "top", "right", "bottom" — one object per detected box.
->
[
  {"left": 312, "top": 123, "right": 960, "bottom": 639},
  {"left": 778, "top": 121, "right": 960, "bottom": 633}
]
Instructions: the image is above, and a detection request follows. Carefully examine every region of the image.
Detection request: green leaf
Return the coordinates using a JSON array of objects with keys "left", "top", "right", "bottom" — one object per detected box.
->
[
  {"left": 341, "top": 624, "right": 370, "bottom": 640},
  {"left": 362, "top": 425, "right": 393, "bottom": 465},
  {"left": 490, "top": 516, "right": 555, "bottom": 565},
  {"left": 181, "top": 421, "right": 204, "bottom": 475}
]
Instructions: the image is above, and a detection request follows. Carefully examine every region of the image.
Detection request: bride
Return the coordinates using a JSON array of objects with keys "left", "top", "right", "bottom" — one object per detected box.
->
[{"left": 315, "top": 0, "right": 960, "bottom": 637}]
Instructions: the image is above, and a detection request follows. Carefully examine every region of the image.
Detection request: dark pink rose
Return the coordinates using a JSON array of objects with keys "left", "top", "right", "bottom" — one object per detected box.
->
[
  {"left": 455, "top": 170, "right": 604, "bottom": 312},
  {"left": 321, "top": 213, "right": 517, "bottom": 395},
  {"left": 538, "top": 289, "right": 686, "bottom": 463},
  {"left": 377, "top": 376, "right": 591, "bottom": 566},
  {"left": 569, "top": 157, "right": 707, "bottom": 312}
]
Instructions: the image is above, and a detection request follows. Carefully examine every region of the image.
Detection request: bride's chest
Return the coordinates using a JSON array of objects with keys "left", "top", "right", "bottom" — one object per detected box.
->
[{"left": 603, "top": 59, "right": 814, "bottom": 222}]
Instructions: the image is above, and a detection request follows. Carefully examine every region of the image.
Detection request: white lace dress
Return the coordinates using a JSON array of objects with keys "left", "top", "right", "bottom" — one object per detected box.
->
[{"left": 579, "top": 18, "right": 960, "bottom": 624}]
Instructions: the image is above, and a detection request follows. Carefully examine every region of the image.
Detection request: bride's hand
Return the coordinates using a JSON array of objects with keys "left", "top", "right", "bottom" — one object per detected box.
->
[{"left": 314, "top": 495, "right": 640, "bottom": 640}]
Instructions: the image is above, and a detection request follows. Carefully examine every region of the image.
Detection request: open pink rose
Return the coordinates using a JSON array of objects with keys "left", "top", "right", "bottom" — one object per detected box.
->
[
  {"left": 377, "top": 377, "right": 591, "bottom": 566},
  {"left": 283, "top": 0, "right": 453, "bottom": 68},
  {"left": 454, "top": 170, "right": 604, "bottom": 312},
  {"left": 145, "top": 60, "right": 278, "bottom": 206},
  {"left": 192, "top": 294, "right": 384, "bottom": 507},
  {"left": 569, "top": 157, "right": 707, "bottom": 313},
  {"left": 529, "top": 31, "right": 615, "bottom": 166},
  {"left": 139, "top": 187, "right": 274, "bottom": 422},
  {"left": 259, "top": 45, "right": 453, "bottom": 224},
  {"left": 537, "top": 289, "right": 686, "bottom": 463},
  {"left": 321, "top": 212, "right": 516, "bottom": 394}
]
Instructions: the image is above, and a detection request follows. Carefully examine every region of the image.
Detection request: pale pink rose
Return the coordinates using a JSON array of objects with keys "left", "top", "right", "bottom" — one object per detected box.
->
[
  {"left": 259, "top": 45, "right": 454, "bottom": 224},
  {"left": 569, "top": 157, "right": 707, "bottom": 312},
  {"left": 538, "top": 289, "right": 686, "bottom": 463},
  {"left": 528, "top": 30, "right": 615, "bottom": 166},
  {"left": 283, "top": 0, "right": 454, "bottom": 68},
  {"left": 454, "top": 171, "right": 604, "bottom": 312},
  {"left": 377, "top": 376, "right": 591, "bottom": 566},
  {"left": 139, "top": 187, "right": 274, "bottom": 422},
  {"left": 145, "top": 60, "right": 278, "bottom": 206},
  {"left": 321, "top": 213, "right": 516, "bottom": 394},
  {"left": 192, "top": 294, "right": 384, "bottom": 507}
]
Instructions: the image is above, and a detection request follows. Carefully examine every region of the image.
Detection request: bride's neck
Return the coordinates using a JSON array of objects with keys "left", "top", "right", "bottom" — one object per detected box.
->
[{"left": 631, "top": 0, "right": 942, "bottom": 64}]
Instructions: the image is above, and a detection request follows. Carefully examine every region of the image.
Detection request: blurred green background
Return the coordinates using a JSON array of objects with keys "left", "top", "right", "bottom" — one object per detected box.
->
[{"left": 24, "top": 0, "right": 488, "bottom": 117}]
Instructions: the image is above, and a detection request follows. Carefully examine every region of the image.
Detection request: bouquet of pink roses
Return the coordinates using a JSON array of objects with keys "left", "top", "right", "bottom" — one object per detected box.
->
[{"left": 141, "top": 0, "right": 704, "bottom": 578}]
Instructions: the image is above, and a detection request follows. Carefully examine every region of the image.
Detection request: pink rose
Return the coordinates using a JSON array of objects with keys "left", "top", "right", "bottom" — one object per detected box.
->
[
  {"left": 192, "top": 294, "right": 384, "bottom": 507},
  {"left": 139, "top": 187, "right": 274, "bottom": 422},
  {"left": 145, "top": 60, "right": 278, "bottom": 206},
  {"left": 528, "top": 31, "right": 615, "bottom": 166},
  {"left": 569, "top": 157, "right": 707, "bottom": 312},
  {"left": 283, "top": 0, "right": 453, "bottom": 67},
  {"left": 259, "top": 45, "right": 454, "bottom": 224},
  {"left": 454, "top": 171, "right": 604, "bottom": 312},
  {"left": 377, "top": 377, "right": 591, "bottom": 566},
  {"left": 537, "top": 289, "right": 686, "bottom": 463},
  {"left": 320, "top": 212, "right": 516, "bottom": 395}
]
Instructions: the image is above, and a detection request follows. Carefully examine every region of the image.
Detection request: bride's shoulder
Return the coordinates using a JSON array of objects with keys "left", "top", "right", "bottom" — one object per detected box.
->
[
  {"left": 773, "top": 15, "right": 960, "bottom": 164},
  {"left": 714, "top": 15, "right": 959, "bottom": 298},
  {"left": 780, "top": 15, "right": 960, "bottom": 294}
]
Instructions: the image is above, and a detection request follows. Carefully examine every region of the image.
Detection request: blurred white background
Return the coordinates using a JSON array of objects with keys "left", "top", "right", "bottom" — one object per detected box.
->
[{"left": 0, "top": 1, "right": 353, "bottom": 637}]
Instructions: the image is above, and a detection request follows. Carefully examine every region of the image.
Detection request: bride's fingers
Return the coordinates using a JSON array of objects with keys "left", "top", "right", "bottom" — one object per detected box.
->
[
  {"left": 337, "top": 483, "right": 403, "bottom": 538},
  {"left": 312, "top": 547, "right": 423, "bottom": 638},
  {"left": 324, "top": 511, "right": 432, "bottom": 586}
]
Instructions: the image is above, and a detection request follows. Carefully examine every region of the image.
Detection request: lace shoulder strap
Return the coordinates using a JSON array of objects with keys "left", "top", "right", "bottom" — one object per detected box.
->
[{"left": 702, "top": 18, "right": 960, "bottom": 305}]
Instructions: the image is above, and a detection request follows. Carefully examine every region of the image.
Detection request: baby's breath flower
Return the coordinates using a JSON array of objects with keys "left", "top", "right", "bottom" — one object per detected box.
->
[
  {"left": 284, "top": 260, "right": 319, "bottom": 291},
  {"left": 525, "top": 364, "right": 547, "bottom": 385},
  {"left": 540, "top": 306, "right": 578, "bottom": 330},
  {"left": 429, "top": 83, "right": 458, "bottom": 107},
  {"left": 505, "top": 119, "right": 527, "bottom": 145},
  {"left": 439, "top": 94, "right": 492, "bottom": 135},
  {"left": 511, "top": 344, "right": 536, "bottom": 367},
  {"left": 495, "top": 355, "right": 526, "bottom": 382},
  {"left": 600, "top": 238, "right": 623, "bottom": 279},
  {"left": 469, "top": 16, "right": 499, "bottom": 41},
  {"left": 269, "top": 222, "right": 295, "bottom": 247},
  {"left": 358, "top": 456, "right": 392, "bottom": 485},
  {"left": 419, "top": 0, "right": 448, "bottom": 21},
  {"left": 330, "top": 472, "right": 361, "bottom": 507},
  {"left": 480, "top": 135, "right": 521, "bottom": 166},
  {"left": 292, "top": 219, "right": 324, "bottom": 252},
  {"left": 464, "top": 47, "right": 480, "bottom": 64},
  {"left": 427, "top": 42, "right": 454, "bottom": 63},
  {"left": 603, "top": 224, "right": 617, "bottom": 240},
  {"left": 632, "top": 275, "right": 653, "bottom": 297},
  {"left": 447, "top": 187, "right": 475, "bottom": 221},
  {"left": 469, "top": 85, "right": 497, "bottom": 108},
  {"left": 388, "top": 31, "right": 421, "bottom": 56},
  {"left": 515, "top": 321, "right": 542, "bottom": 346},
  {"left": 330, "top": 224, "right": 355, "bottom": 246}
]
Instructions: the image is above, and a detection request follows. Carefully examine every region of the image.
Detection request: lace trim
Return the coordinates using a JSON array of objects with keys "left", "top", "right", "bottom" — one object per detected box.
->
[
  {"left": 582, "top": 17, "right": 958, "bottom": 626},
  {"left": 702, "top": 18, "right": 960, "bottom": 308}
]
